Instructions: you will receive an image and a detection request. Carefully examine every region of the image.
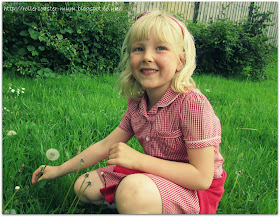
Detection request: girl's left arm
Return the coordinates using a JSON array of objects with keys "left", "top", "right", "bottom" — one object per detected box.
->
[{"left": 107, "top": 142, "right": 214, "bottom": 190}]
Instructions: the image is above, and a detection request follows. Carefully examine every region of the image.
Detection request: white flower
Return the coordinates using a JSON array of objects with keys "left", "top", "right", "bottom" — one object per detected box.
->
[
  {"left": 46, "top": 148, "right": 60, "bottom": 161},
  {"left": 21, "top": 91, "right": 24, "bottom": 94},
  {"left": 7, "top": 130, "right": 17, "bottom": 136},
  {"left": 15, "top": 186, "right": 20, "bottom": 191},
  {"left": 11, "top": 89, "right": 15, "bottom": 93},
  {"left": 206, "top": 89, "right": 210, "bottom": 93},
  {"left": 5, "top": 209, "right": 17, "bottom": 214},
  {"left": 21, "top": 88, "right": 25, "bottom": 90}
]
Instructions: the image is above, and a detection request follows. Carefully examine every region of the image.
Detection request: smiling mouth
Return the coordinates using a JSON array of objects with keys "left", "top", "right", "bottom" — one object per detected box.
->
[{"left": 140, "top": 69, "right": 158, "bottom": 74}]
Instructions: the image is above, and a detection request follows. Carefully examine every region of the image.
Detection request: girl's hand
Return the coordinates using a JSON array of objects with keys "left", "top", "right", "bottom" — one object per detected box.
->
[
  {"left": 107, "top": 142, "right": 143, "bottom": 170},
  {"left": 32, "top": 165, "right": 62, "bottom": 184}
]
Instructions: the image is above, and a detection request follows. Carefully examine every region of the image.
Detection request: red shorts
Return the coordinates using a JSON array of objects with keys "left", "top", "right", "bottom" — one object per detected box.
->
[{"left": 97, "top": 165, "right": 226, "bottom": 214}]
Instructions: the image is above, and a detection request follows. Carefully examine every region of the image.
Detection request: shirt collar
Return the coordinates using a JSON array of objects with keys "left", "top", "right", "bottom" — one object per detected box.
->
[{"left": 139, "top": 87, "right": 180, "bottom": 115}]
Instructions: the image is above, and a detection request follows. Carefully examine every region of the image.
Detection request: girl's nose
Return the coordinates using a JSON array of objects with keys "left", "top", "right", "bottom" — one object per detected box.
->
[{"left": 142, "top": 50, "right": 153, "bottom": 63}]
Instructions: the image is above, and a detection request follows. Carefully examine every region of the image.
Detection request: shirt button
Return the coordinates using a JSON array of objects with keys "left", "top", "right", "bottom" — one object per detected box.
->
[{"left": 146, "top": 136, "right": 150, "bottom": 142}]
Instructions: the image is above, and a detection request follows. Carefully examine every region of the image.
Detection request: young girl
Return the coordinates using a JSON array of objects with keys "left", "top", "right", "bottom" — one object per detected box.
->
[{"left": 32, "top": 10, "right": 226, "bottom": 214}]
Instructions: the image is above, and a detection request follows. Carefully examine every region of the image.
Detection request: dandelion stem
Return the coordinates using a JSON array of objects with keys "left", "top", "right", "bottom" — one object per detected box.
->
[
  {"left": 3, "top": 190, "right": 19, "bottom": 210},
  {"left": 230, "top": 170, "right": 243, "bottom": 195},
  {"left": 36, "top": 160, "right": 50, "bottom": 183},
  {"left": 71, "top": 182, "right": 91, "bottom": 214},
  {"left": 230, "top": 174, "right": 240, "bottom": 195},
  {"left": 59, "top": 162, "right": 82, "bottom": 214},
  {"left": 98, "top": 172, "right": 107, "bottom": 214},
  {"left": 262, "top": 188, "right": 277, "bottom": 201},
  {"left": 67, "top": 174, "right": 88, "bottom": 213}
]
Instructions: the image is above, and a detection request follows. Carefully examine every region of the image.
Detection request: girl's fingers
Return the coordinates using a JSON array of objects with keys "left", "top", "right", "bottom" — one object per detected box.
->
[
  {"left": 106, "top": 158, "right": 116, "bottom": 165},
  {"left": 108, "top": 153, "right": 118, "bottom": 160},
  {"left": 32, "top": 165, "right": 45, "bottom": 184},
  {"left": 108, "top": 144, "right": 117, "bottom": 153}
]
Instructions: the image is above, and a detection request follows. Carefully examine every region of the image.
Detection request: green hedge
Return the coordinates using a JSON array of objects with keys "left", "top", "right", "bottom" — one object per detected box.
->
[
  {"left": 186, "top": 5, "right": 275, "bottom": 80},
  {"left": 3, "top": 3, "right": 275, "bottom": 80},
  {"left": 3, "top": 2, "right": 133, "bottom": 77}
]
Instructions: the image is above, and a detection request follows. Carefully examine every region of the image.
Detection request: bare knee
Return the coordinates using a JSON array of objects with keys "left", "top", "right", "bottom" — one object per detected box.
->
[
  {"left": 115, "top": 174, "right": 162, "bottom": 214},
  {"left": 74, "top": 171, "right": 104, "bottom": 205}
]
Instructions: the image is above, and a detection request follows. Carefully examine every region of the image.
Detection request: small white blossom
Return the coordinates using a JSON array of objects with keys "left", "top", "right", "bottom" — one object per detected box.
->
[
  {"left": 21, "top": 88, "right": 25, "bottom": 90},
  {"left": 21, "top": 91, "right": 24, "bottom": 94},
  {"left": 15, "top": 186, "right": 20, "bottom": 191},
  {"left": 4, "top": 209, "right": 17, "bottom": 214},
  {"left": 206, "top": 89, "right": 210, "bottom": 93},
  {"left": 46, "top": 148, "right": 60, "bottom": 161},
  {"left": 7, "top": 130, "right": 17, "bottom": 136},
  {"left": 11, "top": 89, "right": 15, "bottom": 93},
  {"left": 3, "top": 107, "right": 10, "bottom": 112}
]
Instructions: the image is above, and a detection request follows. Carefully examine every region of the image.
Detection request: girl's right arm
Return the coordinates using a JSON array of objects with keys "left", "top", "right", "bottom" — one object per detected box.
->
[{"left": 32, "top": 127, "right": 134, "bottom": 184}]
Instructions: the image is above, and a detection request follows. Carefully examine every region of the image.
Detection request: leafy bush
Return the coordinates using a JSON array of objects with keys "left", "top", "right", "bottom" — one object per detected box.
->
[
  {"left": 3, "top": 2, "right": 133, "bottom": 77},
  {"left": 187, "top": 5, "right": 274, "bottom": 80}
]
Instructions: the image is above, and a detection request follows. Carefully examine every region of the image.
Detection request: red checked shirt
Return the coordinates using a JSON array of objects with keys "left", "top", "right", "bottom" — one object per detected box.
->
[{"left": 118, "top": 87, "right": 224, "bottom": 179}]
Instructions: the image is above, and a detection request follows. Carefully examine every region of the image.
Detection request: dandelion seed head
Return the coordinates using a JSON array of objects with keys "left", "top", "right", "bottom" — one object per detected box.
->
[
  {"left": 87, "top": 181, "right": 92, "bottom": 186},
  {"left": 46, "top": 148, "right": 60, "bottom": 161},
  {"left": 7, "top": 130, "right": 17, "bottom": 136}
]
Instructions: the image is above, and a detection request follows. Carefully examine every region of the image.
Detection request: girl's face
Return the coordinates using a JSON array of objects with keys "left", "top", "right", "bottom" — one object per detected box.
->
[{"left": 130, "top": 30, "right": 182, "bottom": 96}]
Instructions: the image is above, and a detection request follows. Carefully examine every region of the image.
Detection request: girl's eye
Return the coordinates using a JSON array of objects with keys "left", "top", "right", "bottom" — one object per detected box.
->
[
  {"left": 157, "top": 46, "right": 167, "bottom": 51},
  {"left": 132, "top": 47, "right": 143, "bottom": 52}
]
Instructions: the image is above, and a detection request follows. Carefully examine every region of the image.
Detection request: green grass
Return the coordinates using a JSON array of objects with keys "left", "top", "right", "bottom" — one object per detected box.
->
[{"left": 2, "top": 50, "right": 277, "bottom": 214}]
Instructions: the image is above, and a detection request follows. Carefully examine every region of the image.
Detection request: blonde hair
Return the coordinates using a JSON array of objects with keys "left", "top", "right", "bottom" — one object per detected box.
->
[{"left": 117, "top": 10, "right": 196, "bottom": 100}]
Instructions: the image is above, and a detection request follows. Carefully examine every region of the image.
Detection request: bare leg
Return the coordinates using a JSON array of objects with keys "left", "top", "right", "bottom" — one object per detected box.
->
[
  {"left": 115, "top": 174, "right": 162, "bottom": 214},
  {"left": 74, "top": 170, "right": 104, "bottom": 205}
]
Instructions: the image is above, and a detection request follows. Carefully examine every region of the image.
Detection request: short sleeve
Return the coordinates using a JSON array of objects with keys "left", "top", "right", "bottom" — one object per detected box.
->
[
  {"left": 118, "top": 99, "right": 135, "bottom": 134},
  {"left": 118, "top": 109, "right": 134, "bottom": 133},
  {"left": 180, "top": 90, "right": 221, "bottom": 149}
]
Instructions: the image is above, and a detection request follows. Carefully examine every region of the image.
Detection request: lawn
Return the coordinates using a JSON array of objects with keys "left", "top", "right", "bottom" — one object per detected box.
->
[{"left": 2, "top": 50, "right": 278, "bottom": 214}]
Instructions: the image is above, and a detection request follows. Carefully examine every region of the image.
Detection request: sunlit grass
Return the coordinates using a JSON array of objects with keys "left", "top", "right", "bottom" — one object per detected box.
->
[{"left": 2, "top": 50, "right": 277, "bottom": 214}]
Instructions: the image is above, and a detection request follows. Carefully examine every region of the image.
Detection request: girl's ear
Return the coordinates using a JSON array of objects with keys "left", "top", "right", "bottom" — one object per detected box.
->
[{"left": 176, "top": 54, "right": 185, "bottom": 72}]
